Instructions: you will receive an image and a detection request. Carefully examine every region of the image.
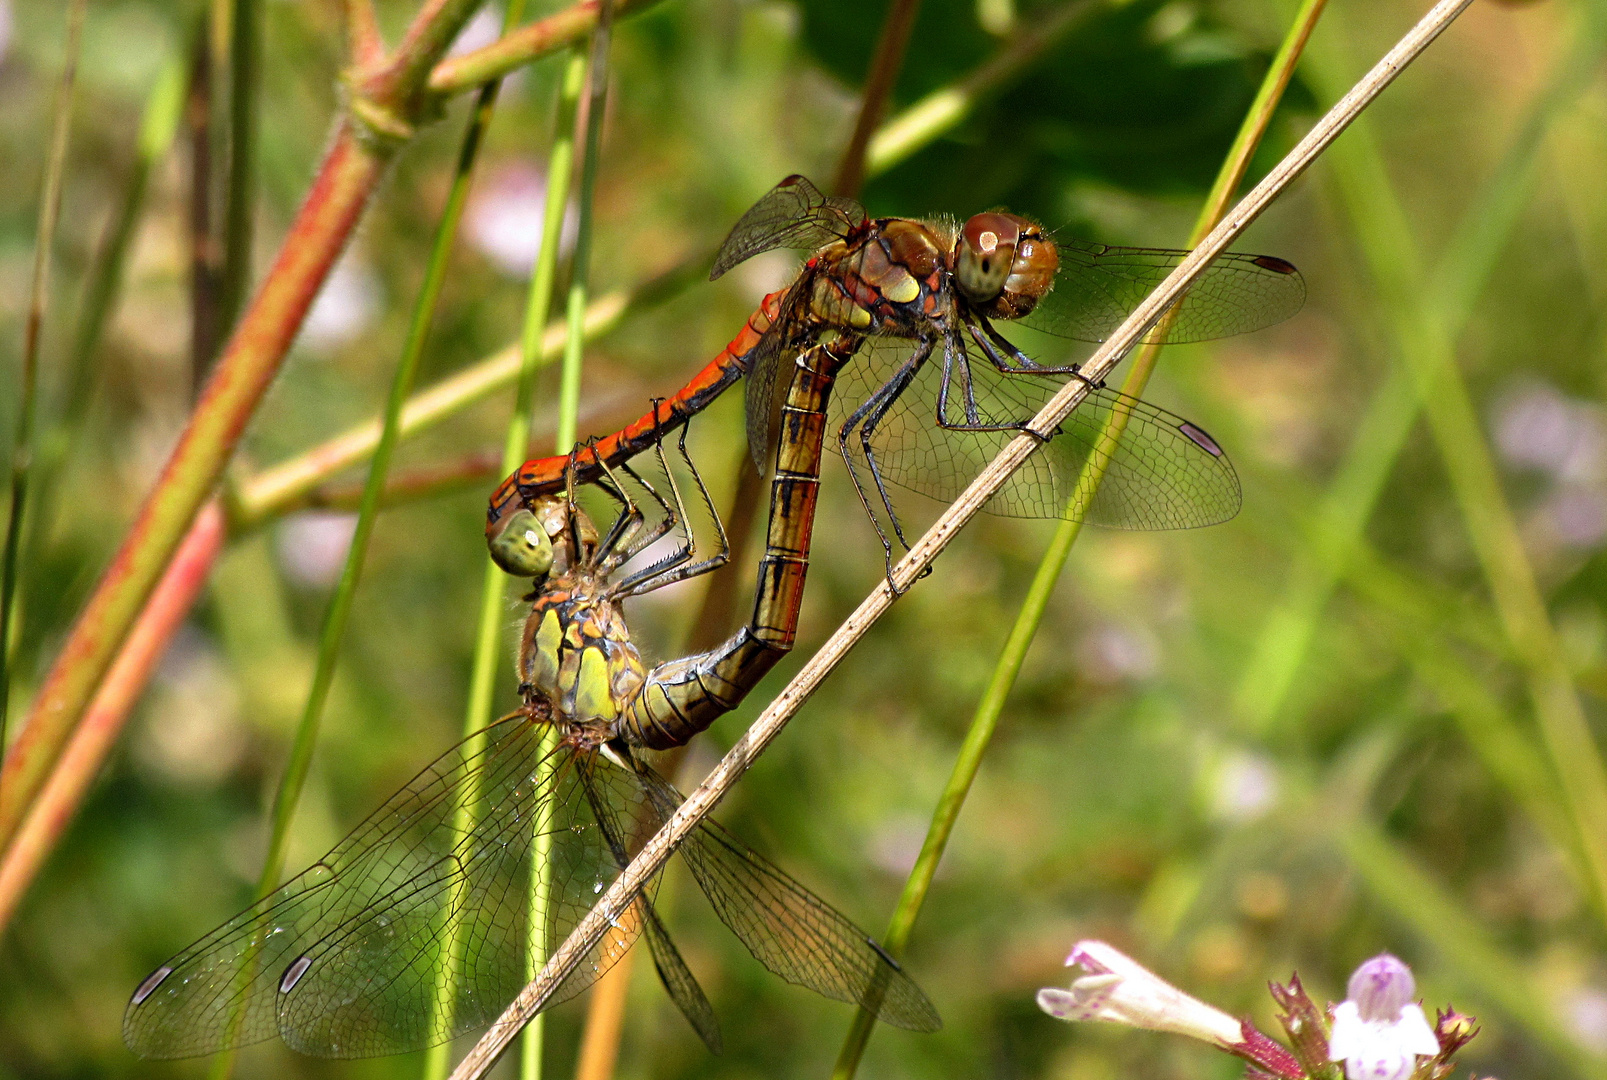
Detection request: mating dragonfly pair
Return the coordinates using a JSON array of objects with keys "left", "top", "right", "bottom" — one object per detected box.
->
[{"left": 126, "top": 177, "right": 1303, "bottom": 1060}]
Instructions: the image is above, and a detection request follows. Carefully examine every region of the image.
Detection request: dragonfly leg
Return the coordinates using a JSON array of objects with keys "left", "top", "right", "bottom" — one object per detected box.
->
[
  {"left": 587, "top": 446, "right": 650, "bottom": 571},
  {"left": 598, "top": 405, "right": 683, "bottom": 581},
  {"left": 615, "top": 420, "right": 731, "bottom": 597},
  {"left": 967, "top": 311, "right": 1086, "bottom": 376},
  {"left": 839, "top": 338, "right": 932, "bottom": 588}
]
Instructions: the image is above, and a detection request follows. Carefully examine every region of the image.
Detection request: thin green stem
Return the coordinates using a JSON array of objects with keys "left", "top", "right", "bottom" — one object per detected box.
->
[
  {"left": 67, "top": 58, "right": 187, "bottom": 428},
  {"left": 555, "top": 8, "right": 614, "bottom": 455},
  {"left": 221, "top": 0, "right": 260, "bottom": 341},
  {"left": 832, "top": 0, "right": 923, "bottom": 199},
  {"left": 528, "top": 11, "right": 613, "bottom": 1078},
  {"left": 865, "top": 0, "right": 1098, "bottom": 176},
  {"left": 2, "top": 0, "right": 87, "bottom": 753},
  {"left": 425, "top": 37, "right": 586, "bottom": 1080},
  {"left": 829, "top": 2, "right": 1325, "bottom": 1073},
  {"left": 205, "top": 18, "right": 525, "bottom": 1080}
]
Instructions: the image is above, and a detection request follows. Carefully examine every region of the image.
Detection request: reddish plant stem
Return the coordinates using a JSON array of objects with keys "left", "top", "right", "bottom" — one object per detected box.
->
[
  {"left": 427, "top": 0, "right": 663, "bottom": 97},
  {"left": 347, "top": 0, "right": 386, "bottom": 64},
  {"left": 0, "top": 500, "right": 225, "bottom": 936},
  {"left": 0, "top": 124, "right": 387, "bottom": 850},
  {"left": 0, "top": 0, "right": 643, "bottom": 871}
]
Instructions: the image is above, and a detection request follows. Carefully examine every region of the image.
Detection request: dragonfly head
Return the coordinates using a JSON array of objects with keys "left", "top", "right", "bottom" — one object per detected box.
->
[
  {"left": 491, "top": 492, "right": 605, "bottom": 580},
  {"left": 953, "top": 212, "right": 1058, "bottom": 320},
  {"left": 489, "top": 507, "right": 557, "bottom": 579}
]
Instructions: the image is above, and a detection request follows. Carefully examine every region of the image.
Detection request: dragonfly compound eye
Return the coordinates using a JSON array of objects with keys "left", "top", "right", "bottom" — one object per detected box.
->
[
  {"left": 955, "top": 212, "right": 1021, "bottom": 304},
  {"left": 982, "top": 215, "right": 1058, "bottom": 321},
  {"left": 489, "top": 508, "right": 556, "bottom": 579}
]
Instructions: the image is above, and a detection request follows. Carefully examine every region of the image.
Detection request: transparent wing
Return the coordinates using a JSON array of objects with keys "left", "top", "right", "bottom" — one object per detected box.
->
[
  {"left": 641, "top": 898, "right": 723, "bottom": 1053},
  {"left": 1022, "top": 241, "right": 1305, "bottom": 344},
  {"left": 710, "top": 175, "right": 865, "bottom": 280},
  {"left": 832, "top": 340, "right": 1241, "bottom": 527},
  {"left": 741, "top": 283, "right": 814, "bottom": 474},
  {"left": 630, "top": 761, "right": 942, "bottom": 1033},
  {"left": 124, "top": 717, "right": 649, "bottom": 1060},
  {"left": 580, "top": 761, "right": 722, "bottom": 1054}
]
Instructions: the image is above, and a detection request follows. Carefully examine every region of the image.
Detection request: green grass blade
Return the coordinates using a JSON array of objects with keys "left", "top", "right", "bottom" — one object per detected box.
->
[
  {"left": 1233, "top": 7, "right": 1607, "bottom": 735},
  {"left": 1305, "top": 0, "right": 1607, "bottom": 933},
  {"left": 208, "top": 15, "right": 530, "bottom": 1079},
  {"left": 426, "top": 33, "right": 588, "bottom": 1080},
  {"left": 2, "top": 0, "right": 88, "bottom": 753},
  {"left": 526, "top": 10, "right": 615, "bottom": 1078}
]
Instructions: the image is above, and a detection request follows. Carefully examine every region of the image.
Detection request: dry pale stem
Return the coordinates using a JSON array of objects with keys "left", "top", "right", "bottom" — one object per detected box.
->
[{"left": 446, "top": 1, "right": 1475, "bottom": 1074}]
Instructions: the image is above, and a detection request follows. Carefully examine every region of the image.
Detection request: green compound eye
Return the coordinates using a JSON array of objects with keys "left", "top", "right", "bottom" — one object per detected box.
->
[{"left": 489, "top": 509, "right": 554, "bottom": 578}]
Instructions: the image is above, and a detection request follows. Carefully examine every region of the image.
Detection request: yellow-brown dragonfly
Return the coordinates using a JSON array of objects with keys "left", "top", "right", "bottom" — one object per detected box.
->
[
  {"left": 125, "top": 418, "right": 935, "bottom": 1059},
  {"left": 489, "top": 175, "right": 1303, "bottom": 567}
]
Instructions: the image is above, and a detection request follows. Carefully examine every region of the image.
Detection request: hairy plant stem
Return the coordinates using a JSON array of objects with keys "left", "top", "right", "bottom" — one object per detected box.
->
[
  {"left": 828, "top": 0, "right": 1326, "bottom": 1072},
  {"left": 0, "top": 502, "right": 225, "bottom": 937}
]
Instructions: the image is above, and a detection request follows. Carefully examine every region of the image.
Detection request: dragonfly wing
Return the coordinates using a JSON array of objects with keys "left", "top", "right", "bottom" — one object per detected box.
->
[
  {"left": 741, "top": 284, "right": 814, "bottom": 474},
  {"left": 275, "top": 742, "right": 654, "bottom": 1057},
  {"left": 640, "top": 897, "right": 723, "bottom": 1053},
  {"left": 711, "top": 175, "right": 864, "bottom": 280},
  {"left": 631, "top": 764, "right": 941, "bottom": 1033},
  {"left": 1022, "top": 241, "right": 1305, "bottom": 345},
  {"left": 125, "top": 717, "right": 640, "bottom": 1059},
  {"left": 831, "top": 341, "right": 1240, "bottom": 527},
  {"left": 576, "top": 755, "right": 721, "bottom": 1053}
]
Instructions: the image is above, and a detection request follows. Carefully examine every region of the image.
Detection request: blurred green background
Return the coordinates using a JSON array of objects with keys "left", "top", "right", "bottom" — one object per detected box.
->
[{"left": 3, "top": 0, "right": 1606, "bottom": 1077}]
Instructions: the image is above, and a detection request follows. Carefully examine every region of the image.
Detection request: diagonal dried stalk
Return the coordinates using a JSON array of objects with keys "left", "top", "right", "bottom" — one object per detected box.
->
[
  {"left": 446, "top": 1, "right": 1475, "bottom": 1074},
  {"left": 829, "top": 0, "right": 1328, "bottom": 1073}
]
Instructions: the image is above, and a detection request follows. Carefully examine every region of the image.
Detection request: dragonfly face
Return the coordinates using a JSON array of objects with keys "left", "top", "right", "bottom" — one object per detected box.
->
[{"left": 952, "top": 211, "right": 1060, "bottom": 321}]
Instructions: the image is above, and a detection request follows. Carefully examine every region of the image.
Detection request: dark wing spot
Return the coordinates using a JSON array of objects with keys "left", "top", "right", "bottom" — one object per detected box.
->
[
  {"left": 279, "top": 955, "right": 313, "bottom": 994},
  {"left": 1178, "top": 421, "right": 1225, "bottom": 457},
  {"left": 1252, "top": 255, "right": 1298, "bottom": 275},
  {"left": 130, "top": 965, "right": 173, "bottom": 1006},
  {"left": 867, "top": 937, "right": 904, "bottom": 969}
]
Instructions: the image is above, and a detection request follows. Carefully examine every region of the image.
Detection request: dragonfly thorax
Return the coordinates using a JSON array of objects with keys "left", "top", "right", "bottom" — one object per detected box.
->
[
  {"left": 807, "top": 218, "right": 948, "bottom": 335},
  {"left": 952, "top": 211, "right": 1058, "bottom": 320},
  {"left": 518, "top": 574, "right": 647, "bottom": 738}
]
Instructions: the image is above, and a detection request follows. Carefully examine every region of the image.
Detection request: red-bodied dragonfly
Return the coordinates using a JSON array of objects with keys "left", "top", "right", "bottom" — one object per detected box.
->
[
  {"left": 488, "top": 175, "right": 1303, "bottom": 567},
  {"left": 124, "top": 392, "right": 933, "bottom": 1060}
]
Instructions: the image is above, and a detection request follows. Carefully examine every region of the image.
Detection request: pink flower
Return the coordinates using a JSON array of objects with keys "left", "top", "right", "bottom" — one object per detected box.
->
[{"left": 1328, "top": 954, "right": 1439, "bottom": 1080}]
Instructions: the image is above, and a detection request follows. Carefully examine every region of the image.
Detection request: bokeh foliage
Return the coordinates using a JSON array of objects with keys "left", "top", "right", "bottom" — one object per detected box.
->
[{"left": 2, "top": 0, "right": 1606, "bottom": 1077}]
